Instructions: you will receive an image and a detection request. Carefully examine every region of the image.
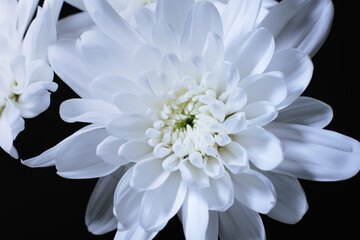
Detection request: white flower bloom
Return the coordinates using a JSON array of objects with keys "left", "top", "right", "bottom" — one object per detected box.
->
[
  {"left": 23, "top": 0, "right": 359, "bottom": 239},
  {"left": 0, "top": 0, "right": 62, "bottom": 158}
]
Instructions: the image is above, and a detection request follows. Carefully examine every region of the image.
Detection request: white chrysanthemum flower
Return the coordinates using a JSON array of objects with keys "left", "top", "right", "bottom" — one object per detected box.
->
[
  {"left": 23, "top": 0, "right": 360, "bottom": 239},
  {"left": 0, "top": 0, "right": 62, "bottom": 158}
]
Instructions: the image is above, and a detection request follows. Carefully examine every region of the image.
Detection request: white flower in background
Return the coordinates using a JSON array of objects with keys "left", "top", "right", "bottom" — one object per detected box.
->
[
  {"left": 0, "top": 0, "right": 62, "bottom": 158},
  {"left": 23, "top": 0, "right": 359, "bottom": 239}
]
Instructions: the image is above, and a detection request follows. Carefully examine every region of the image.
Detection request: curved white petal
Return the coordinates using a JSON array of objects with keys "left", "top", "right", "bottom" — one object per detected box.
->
[
  {"left": 0, "top": 100, "right": 24, "bottom": 158},
  {"left": 231, "top": 169, "right": 276, "bottom": 214},
  {"left": 218, "top": 141, "right": 248, "bottom": 174},
  {"left": 276, "top": 96, "right": 333, "bottom": 128},
  {"left": 222, "top": 0, "right": 261, "bottom": 48},
  {"left": 242, "top": 101, "right": 278, "bottom": 127},
  {"left": 22, "top": 3, "right": 56, "bottom": 62},
  {"left": 60, "top": 98, "right": 119, "bottom": 124},
  {"left": 89, "top": 75, "right": 140, "bottom": 103},
  {"left": 198, "top": 171, "right": 234, "bottom": 212},
  {"left": 267, "top": 122, "right": 360, "bottom": 181},
  {"left": 266, "top": 49, "right": 313, "bottom": 109},
  {"left": 107, "top": 113, "right": 152, "bottom": 139},
  {"left": 83, "top": 0, "right": 143, "bottom": 48},
  {"left": 218, "top": 200, "right": 265, "bottom": 240},
  {"left": 22, "top": 124, "right": 102, "bottom": 167},
  {"left": 76, "top": 30, "right": 133, "bottom": 77},
  {"left": 86, "top": 168, "right": 125, "bottom": 235},
  {"left": 234, "top": 127, "right": 283, "bottom": 171},
  {"left": 96, "top": 136, "right": 127, "bottom": 166},
  {"left": 262, "top": 171, "right": 308, "bottom": 224},
  {"left": 114, "top": 225, "right": 158, "bottom": 240},
  {"left": 139, "top": 171, "right": 187, "bottom": 232},
  {"left": 239, "top": 71, "right": 287, "bottom": 106},
  {"left": 181, "top": 1, "right": 223, "bottom": 54},
  {"left": 48, "top": 39, "right": 94, "bottom": 98},
  {"left": 181, "top": 189, "right": 209, "bottom": 240},
  {"left": 114, "top": 168, "right": 145, "bottom": 231},
  {"left": 259, "top": 0, "right": 334, "bottom": 57},
  {"left": 130, "top": 157, "right": 170, "bottom": 191},
  {"left": 206, "top": 211, "right": 219, "bottom": 240},
  {"left": 225, "top": 28, "right": 275, "bottom": 79},
  {"left": 156, "top": 0, "right": 194, "bottom": 39},
  {"left": 57, "top": 12, "right": 94, "bottom": 41},
  {"left": 56, "top": 127, "right": 119, "bottom": 179},
  {"left": 113, "top": 93, "right": 149, "bottom": 114}
]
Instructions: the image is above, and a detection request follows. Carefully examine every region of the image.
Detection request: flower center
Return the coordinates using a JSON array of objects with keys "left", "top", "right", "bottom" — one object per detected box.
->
[{"left": 174, "top": 114, "right": 195, "bottom": 130}]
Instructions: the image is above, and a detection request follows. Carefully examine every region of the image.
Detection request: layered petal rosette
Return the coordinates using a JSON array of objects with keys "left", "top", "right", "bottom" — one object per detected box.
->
[
  {"left": 23, "top": 0, "right": 360, "bottom": 239},
  {"left": 0, "top": 0, "right": 61, "bottom": 158}
]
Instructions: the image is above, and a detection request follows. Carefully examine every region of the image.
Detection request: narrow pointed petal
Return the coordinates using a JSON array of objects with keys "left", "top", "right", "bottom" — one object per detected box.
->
[
  {"left": 96, "top": 136, "right": 127, "bottom": 166},
  {"left": 56, "top": 128, "right": 119, "bottom": 179},
  {"left": 57, "top": 12, "right": 94, "bottom": 41},
  {"left": 181, "top": 189, "right": 209, "bottom": 240},
  {"left": 22, "top": 124, "right": 102, "bottom": 167},
  {"left": 114, "top": 225, "right": 158, "bottom": 240},
  {"left": 267, "top": 122, "right": 360, "bottom": 181}
]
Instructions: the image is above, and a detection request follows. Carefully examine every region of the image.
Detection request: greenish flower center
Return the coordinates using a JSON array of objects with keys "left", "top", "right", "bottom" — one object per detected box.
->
[{"left": 174, "top": 114, "right": 195, "bottom": 130}]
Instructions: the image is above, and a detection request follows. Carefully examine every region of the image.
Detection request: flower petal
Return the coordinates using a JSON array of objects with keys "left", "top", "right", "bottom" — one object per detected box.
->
[
  {"left": 234, "top": 127, "right": 283, "bottom": 171},
  {"left": 222, "top": 0, "right": 261, "bottom": 48},
  {"left": 242, "top": 101, "right": 278, "bottom": 127},
  {"left": 225, "top": 28, "right": 275, "bottom": 79},
  {"left": 86, "top": 168, "right": 125, "bottom": 235},
  {"left": 113, "top": 93, "right": 149, "bottom": 114},
  {"left": 89, "top": 75, "right": 140, "bottom": 103},
  {"left": 218, "top": 141, "right": 248, "bottom": 174},
  {"left": 114, "top": 168, "right": 144, "bottom": 231},
  {"left": 156, "top": 0, "right": 194, "bottom": 38},
  {"left": 181, "top": 189, "right": 209, "bottom": 240},
  {"left": 0, "top": 100, "right": 24, "bottom": 157},
  {"left": 181, "top": 1, "right": 223, "bottom": 54},
  {"left": 83, "top": 0, "right": 142, "bottom": 48},
  {"left": 239, "top": 71, "right": 287, "bottom": 106},
  {"left": 48, "top": 39, "right": 94, "bottom": 98},
  {"left": 114, "top": 225, "right": 158, "bottom": 240},
  {"left": 231, "top": 169, "right": 276, "bottom": 214},
  {"left": 56, "top": 127, "right": 119, "bottom": 179},
  {"left": 60, "top": 99, "right": 119, "bottom": 125},
  {"left": 218, "top": 200, "right": 265, "bottom": 240},
  {"left": 130, "top": 158, "right": 170, "bottom": 191},
  {"left": 96, "top": 136, "right": 127, "bottom": 166},
  {"left": 107, "top": 113, "right": 152, "bottom": 139},
  {"left": 22, "top": 124, "right": 101, "bottom": 167},
  {"left": 76, "top": 30, "right": 132, "bottom": 77},
  {"left": 276, "top": 96, "right": 333, "bottom": 128},
  {"left": 57, "top": 12, "right": 94, "bottom": 41},
  {"left": 259, "top": 0, "right": 334, "bottom": 57},
  {"left": 198, "top": 171, "right": 234, "bottom": 212},
  {"left": 267, "top": 122, "right": 360, "bottom": 181},
  {"left": 139, "top": 171, "right": 187, "bottom": 232},
  {"left": 262, "top": 171, "right": 308, "bottom": 224},
  {"left": 266, "top": 49, "right": 313, "bottom": 109}
]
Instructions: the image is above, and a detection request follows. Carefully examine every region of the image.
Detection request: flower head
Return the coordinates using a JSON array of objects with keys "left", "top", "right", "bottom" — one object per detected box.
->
[
  {"left": 23, "top": 0, "right": 360, "bottom": 239},
  {"left": 0, "top": 0, "right": 61, "bottom": 158}
]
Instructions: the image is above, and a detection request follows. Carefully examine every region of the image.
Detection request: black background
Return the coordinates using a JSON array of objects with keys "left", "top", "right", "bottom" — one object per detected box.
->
[{"left": 1, "top": 1, "right": 359, "bottom": 239}]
